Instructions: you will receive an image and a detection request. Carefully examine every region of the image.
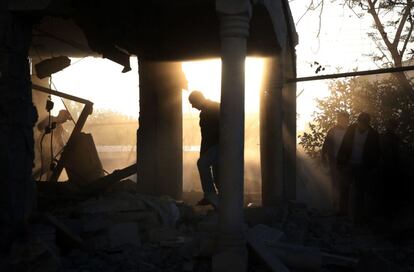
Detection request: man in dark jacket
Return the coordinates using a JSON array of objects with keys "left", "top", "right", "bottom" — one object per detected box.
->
[
  {"left": 189, "top": 91, "right": 220, "bottom": 208},
  {"left": 337, "top": 112, "right": 380, "bottom": 223},
  {"left": 380, "top": 118, "right": 401, "bottom": 220},
  {"left": 322, "top": 111, "right": 349, "bottom": 214}
]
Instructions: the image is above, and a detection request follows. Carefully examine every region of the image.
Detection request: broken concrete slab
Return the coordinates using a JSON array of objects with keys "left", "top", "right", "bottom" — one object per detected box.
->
[
  {"left": 42, "top": 213, "right": 83, "bottom": 250},
  {"left": 196, "top": 212, "right": 219, "bottom": 233},
  {"left": 244, "top": 207, "right": 278, "bottom": 227},
  {"left": 108, "top": 222, "right": 140, "bottom": 248},
  {"left": 322, "top": 252, "right": 359, "bottom": 268},
  {"left": 31, "top": 223, "right": 59, "bottom": 255},
  {"left": 249, "top": 224, "right": 285, "bottom": 243},
  {"left": 74, "top": 193, "right": 147, "bottom": 215},
  {"left": 265, "top": 242, "right": 322, "bottom": 271},
  {"left": 147, "top": 227, "right": 183, "bottom": 244},
  {"left": 85, "top": 222, "right": 141, "bottom": 250},
  {"left": 8, "top": 239, "right": 61, "bottom": 272},
  {"left": 247, "top": 224, "right": 289, "bottom": 272},
  {"left": 81, "top": 215, "right": 111, "bottom": 233},
  {"left": 140, "top": 195, "right": 180, "bottom": 227},
  {"left": 83, "top": 163, "right": 137, "bottom": 195}
]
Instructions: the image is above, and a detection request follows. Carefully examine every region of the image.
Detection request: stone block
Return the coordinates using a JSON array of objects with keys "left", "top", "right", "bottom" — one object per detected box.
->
[
  {"left": 147, "top": 227, "right": 182, "bottom": 244},
  {"left": 247, "top": 225, "right": 289, "bottom": 272},
  {"left": 108, "top": 222, "right": 140, "bottom": 248},
  {"left": 75, "top": 195, "right": 147, "bottom": 215},
  {"left": 212, "top": 250, "right": 248, "bottom": 272}
]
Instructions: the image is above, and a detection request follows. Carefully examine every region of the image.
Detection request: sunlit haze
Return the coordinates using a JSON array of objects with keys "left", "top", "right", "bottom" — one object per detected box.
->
[
  {"left": 51, "top": 2, "right": 379, "bottom": 132},
  {"left": 52, "top": 57, "right": 139, "bottom": 117},
  {"left": 182, "top": 58, "right": 264, "bottom": 114}
]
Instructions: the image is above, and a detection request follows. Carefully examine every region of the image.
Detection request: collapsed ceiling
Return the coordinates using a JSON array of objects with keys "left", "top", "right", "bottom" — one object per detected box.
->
[{"left": 13, "top": 0, "right": 297, "bottom": 66}]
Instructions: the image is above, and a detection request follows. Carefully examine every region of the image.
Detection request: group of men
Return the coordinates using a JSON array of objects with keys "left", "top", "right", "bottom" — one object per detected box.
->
[{"left": 322, "top": 111, "right": 400, "bottom": 224}]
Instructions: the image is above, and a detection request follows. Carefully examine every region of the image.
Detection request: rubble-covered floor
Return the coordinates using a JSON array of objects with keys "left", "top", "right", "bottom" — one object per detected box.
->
[{"left": 1, "top": 179, "right": 413, "bottom": 272}]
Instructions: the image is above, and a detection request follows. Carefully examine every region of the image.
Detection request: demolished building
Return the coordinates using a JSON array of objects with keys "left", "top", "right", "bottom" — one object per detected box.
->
[
  {"left": 2, "top": 1, "right": 414, "bottom": 271},
  {"left": 2, "top": 0, "right": 298, "bottom": 269},
  {"left": 6, "top": 0, "right": 412, "bottom": 271}
]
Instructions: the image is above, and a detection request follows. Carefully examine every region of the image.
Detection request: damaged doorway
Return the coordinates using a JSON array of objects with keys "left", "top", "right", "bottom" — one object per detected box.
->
[
  {"left": 32, "top": 56, "right": 139, "bottom": 182},
  {"left": 181, "top": 58, "right": 264, "bottom": 205}
]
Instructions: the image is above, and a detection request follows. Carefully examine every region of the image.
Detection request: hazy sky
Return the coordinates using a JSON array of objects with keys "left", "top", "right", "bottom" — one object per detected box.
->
[{"left": 289, "top": 0, "right": 378, "bottom": 129}]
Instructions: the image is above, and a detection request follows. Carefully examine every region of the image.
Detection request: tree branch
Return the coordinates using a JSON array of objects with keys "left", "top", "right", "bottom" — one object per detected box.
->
[
  {"left": 316, "top": 0, "right": 325, "bottom": 37},
  {"left": 392, "top": 0, "right": 413, "bottom": 47},
  {"left": 401, "top": 17, "right": 414, "bottom": 57},
  {"left": 367, "top": 0, "right": 399, "bottom": 62}
]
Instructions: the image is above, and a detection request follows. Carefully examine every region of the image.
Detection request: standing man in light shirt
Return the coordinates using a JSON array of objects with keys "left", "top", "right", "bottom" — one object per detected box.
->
[
  {"left": 322, "top": 112, "right": 349, "bottom": 214},
  {"left": 337, "top": 112, "right": 380, "bottom": 224}
]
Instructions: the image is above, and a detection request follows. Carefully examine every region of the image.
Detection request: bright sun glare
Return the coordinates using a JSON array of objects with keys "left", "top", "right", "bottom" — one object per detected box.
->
[
  {"left": 52, "top": 57, "right": 265, "bottom": 118},
  {"left": 182, "top": 58, "right": 264, "bottom": 114}
]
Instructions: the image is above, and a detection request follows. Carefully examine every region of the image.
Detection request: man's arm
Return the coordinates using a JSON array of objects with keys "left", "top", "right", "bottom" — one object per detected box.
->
[{"left": 321, "top": 127, "right": 334, "bottom": 164}]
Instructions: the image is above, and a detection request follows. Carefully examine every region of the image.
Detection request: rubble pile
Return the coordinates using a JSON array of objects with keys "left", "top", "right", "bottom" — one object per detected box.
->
[
  {"left": 2, "top": 181, "right": 413, "bottom": 271},
  {"left": 245, "top": 201, "right": 414, "bottom": 271},
  {"left": 0, "top": 180, "right": 210, "bottom": 272}
]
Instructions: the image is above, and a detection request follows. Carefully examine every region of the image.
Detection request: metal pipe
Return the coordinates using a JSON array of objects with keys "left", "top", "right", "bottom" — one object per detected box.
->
[
  {"left": 288, "top": 65, "right": 414, "bottom": 83},
  {"left": 32, "top": 84, "right": 93, "bottom": 106}
]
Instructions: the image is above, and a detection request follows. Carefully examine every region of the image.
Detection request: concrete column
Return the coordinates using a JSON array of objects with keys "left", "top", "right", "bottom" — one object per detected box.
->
[
  {"left": 137, "top": 60, "right": 184, "bottom": 199},
  {"left": 156, "top": 62, "right": 183, "bottom": 199},
  {"left": 0, "top": 5, "right": 36, "bottom": 253},
  {"left": 137, "top": 60, "right": 158, "bottom": 196},
  {"left": 260, "top": 56, "right": 284, "bottom": 207},
  {"left": 212, "top": 10, "right": 250, "bottom": 272}
]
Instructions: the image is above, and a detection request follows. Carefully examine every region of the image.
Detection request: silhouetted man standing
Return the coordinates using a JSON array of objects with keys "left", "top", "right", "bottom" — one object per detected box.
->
[
  {"left": 188, "top": 91, "right": 220, "bottom": 208},
  {"left": 380, "top": 118, "right": 401, "bottom": 220},
  {"left": 337, "top": 112, "right": 380, "bottom": 224},
  {"left": 322, "top": 111, "right": 349, "bottom": 214}
]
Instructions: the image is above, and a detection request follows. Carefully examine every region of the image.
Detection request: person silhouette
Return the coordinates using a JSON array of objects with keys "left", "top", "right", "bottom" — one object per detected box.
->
[
  {"left": 321, "top": 111, "right": 349, "bottom": 214},
  {"left": 380, "top": 118, "right": 401, "bottom": 220},
  {"left": 188, "top": 91, "right": 220, "bottom": 208},
  {"left": 337, "top": 112, "right": 380, "bottom": 224}
]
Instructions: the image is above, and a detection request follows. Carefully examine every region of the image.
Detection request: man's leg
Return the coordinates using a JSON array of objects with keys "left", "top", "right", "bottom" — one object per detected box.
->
[
  {"left": 352, "top": 168, "right": 365, "bottom": 224},
  {"left": 330, "top": 162, "right": 340, "bottom": 212},
  {"left": 197, "top": 146, "right": 219, "bottom": 206},
  {"left": 211, "top": 147, "right": 219, "bottom": 192},
  {"left": 338, "top": 168, "right": 350, "bottom": 216}
]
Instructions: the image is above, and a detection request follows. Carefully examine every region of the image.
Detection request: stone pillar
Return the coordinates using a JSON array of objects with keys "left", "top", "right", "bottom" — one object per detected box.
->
[
  {"left": 0, "top": 5, "right": 36, "bottom": 253},
  {"left": 212, "top": 3, "right": 250, "bottom": 271},
  {"left": 137, "top": 60, "right": 158, "bottom": 196},
  {"left": 260, "top": 56, "right": 284, "bottom": 207},
  {"left": 156, "top": 62, "right": 184, "bottom": 199},
  {"left": 137, "top": 60, "right": 184, "bottom": 200}
]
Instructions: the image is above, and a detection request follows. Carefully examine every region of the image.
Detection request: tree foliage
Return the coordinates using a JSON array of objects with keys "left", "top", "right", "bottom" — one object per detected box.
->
[{"left": 299, "top": 75, "right": 414, "bottom": 159}]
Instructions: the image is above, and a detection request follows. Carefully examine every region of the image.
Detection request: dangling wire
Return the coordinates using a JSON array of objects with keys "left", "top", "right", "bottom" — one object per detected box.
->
[
  {"left": 38, "top": 132, "right": 46, "bottom": 182},
  {"left": 50, "top": 127, "right": 54, "bottom": 173}
]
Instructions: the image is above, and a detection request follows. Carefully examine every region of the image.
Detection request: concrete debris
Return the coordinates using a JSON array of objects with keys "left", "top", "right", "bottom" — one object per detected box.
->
[
  {"left": 108, "top": 223, "right": 141, "bottom": 248},
  {"left": 73, "top": 192, "right": 148, "bottom": 215},
  {"left": 84, "top": 163, "right": 137, "bottom": 195},
  {"left": 246, "top": 200, "right": 414, "bottom": 272},
  {"left": 322, "top": 252, "right": 359, "bottom": 267},
  {"left": 140, "top": 195, "right": 181, "bottom": 227},
  {"left": 42, "top": 213, "right": 83, "bottom": 251},
  {"left": 8, "top": 239, "right": 61, "bottom": 272},
  {"left": 247, "top": 225, "right": 290, "bottom": 272},
  {"left": 264, "top": 242, "right": 322, "bottom": 271},
  {"left": 3, "top": 183, "right": 412, "bottom": 272}
]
